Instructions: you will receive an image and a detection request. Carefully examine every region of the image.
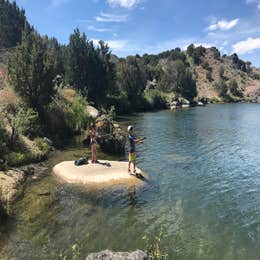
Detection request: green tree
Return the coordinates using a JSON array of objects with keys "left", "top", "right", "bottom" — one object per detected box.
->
[
  {"left": 4, "top": 103, "right": 38, "bottom": 147},
  {"left": 187, "top": 44, "right": 195, "bottom": 57},
  {"left": 67, "top": 30, "right": 116, "bottom": 105},
  {"left": 116, "top": 56, "right": 146, "bottom": 109},
  {"left": 67, "top": 29, "right": 88, "bottom": 94},
  {"left": 0, "top": 0, "right": 31, "bottom": 48},
  {"left": 9, "top": 30, "right": 58, "bottom": 116},
  {"left": 159, "top": 59, "right": 197, "bottom": 100}
]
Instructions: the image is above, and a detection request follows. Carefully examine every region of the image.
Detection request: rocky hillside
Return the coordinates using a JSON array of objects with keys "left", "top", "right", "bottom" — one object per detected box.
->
[{"left": 190, "top": 47, "right": 260, "bottom": 102}]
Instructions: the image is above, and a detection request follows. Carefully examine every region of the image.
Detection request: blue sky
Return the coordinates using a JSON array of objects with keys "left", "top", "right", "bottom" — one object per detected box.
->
[{"left": 16, "top": 0, "right": 260, "bottom": 66}]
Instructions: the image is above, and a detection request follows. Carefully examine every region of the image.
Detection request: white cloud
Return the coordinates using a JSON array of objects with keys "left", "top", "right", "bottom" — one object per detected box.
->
[
  {"left": 88, "top": 25, "right": 111, "bottom": 32},
  {"left": 107, "top": 0, "right": 141, "bottom": 8},
  {"left": 232, "top": 37, "right": 260, "bottom": 54},
  {"left": 91, "top": 38, "right": 128, "bottom": 51},
  {"left": 246, "top": 0, "right": 260, "bottom": 9},
  {"left": 207, "top": 18, "right": 239, "bottom": 31},
  {"left": 95, "top": 12, "right": 128, "bottom": 22},
  {"left": 194, "top": 43, "right": 213, "bottom": 48}
]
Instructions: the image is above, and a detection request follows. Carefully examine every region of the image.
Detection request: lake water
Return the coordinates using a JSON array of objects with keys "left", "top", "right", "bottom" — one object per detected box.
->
[{"left": 1, "top": 103, "right": 260, "bottom": 259}]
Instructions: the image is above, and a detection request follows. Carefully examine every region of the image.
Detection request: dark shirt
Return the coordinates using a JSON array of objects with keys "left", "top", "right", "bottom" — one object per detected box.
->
[{"left": 129, "top": 134, "right": 135, "bottom": 153}]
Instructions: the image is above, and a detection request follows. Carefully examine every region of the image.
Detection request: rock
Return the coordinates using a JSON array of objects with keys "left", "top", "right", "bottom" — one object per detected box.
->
[
  {"left": 53, "top": 160, "right": 147, "bottom": 186},
  {"left": 0, "top": 169, "right": 28, "bottom": 214},
  {"left": 145, "top": 79, "right": 158, "bottom": 91},
  {"left": 170, "top": 96, "right": 191, "bottom": 110},
  {"left": 87, "top": 105, "right": 100, "bottom": 119},
  {"left": 198, "top": 97, "right": 208, "bottom": 104},
  {"left": 43, "top": 137, "right": 53, "bottom": 146},
  {"left": 197, "top": 101, "right": 205, "bottom": 106},
  {"left": 86, "top": 250, "right": 148, "bottom": 260},
  {"left": 95, "top": 116, "right": 126, "bottom": 154}
]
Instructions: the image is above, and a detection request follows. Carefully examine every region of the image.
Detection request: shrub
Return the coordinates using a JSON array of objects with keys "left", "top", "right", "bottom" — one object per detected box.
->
[
  {"left": 209, "top": 97, "right": 221, "bottom": 103},
  {"left": 206, "top": 70, "right": 213, "bottom": 82},
  {"left": 5, "top": 151, "right": 41, "bottom": 167},
  {"left": 201, "top": 61, "right": 211, "bottom": 71},
  {"left": 229, "top": 79, "right": 243, "bottom": 97},
  {"left": 65, "top": 94, "right": 90, "bottom": 132},
  {"left": 106, "top": 92, "right": 131, "bottom": 115},
  {"left": 219, "top": 66, "right": 225, "bottom": 78},
  {"left": 144, "top": 90, "right": 168, "bottom": 110},
  {"left": 34, "top": 138, "right": 51, "bottom": 154},
  {"left": 3, "top": 103, "right": 39, "bottom": 146},
  {"left": 213, "top": 79, "right": 228, "bottom": 97}
]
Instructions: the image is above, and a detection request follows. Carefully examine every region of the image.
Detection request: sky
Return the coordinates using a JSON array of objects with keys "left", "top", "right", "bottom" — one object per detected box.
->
[{"left": 15, "top": 0, "right": 260, "bottom": 66}]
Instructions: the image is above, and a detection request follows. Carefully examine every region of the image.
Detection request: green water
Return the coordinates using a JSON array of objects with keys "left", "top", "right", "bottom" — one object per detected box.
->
[{"left": 1, "top": 104, "right": 260, "bottom": 259}]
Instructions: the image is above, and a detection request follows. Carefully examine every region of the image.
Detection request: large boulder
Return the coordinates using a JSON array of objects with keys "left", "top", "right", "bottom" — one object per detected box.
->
[
  {"left": 86, "top": 250, "right": 148, "bottom": 260},
  {"left": 170, "top": 96, "right": 191, "bottom": 109},
  {"left": 95, "top": 116, "right": 126, "bottom": 154},
  {"left": 86, "top": 105, "right": 100, "bottom": 119}
]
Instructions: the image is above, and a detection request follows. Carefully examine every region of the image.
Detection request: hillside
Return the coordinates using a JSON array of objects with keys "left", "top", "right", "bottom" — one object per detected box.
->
[{"left": 191, "top": 47, "right": 260, "bottom": 102}]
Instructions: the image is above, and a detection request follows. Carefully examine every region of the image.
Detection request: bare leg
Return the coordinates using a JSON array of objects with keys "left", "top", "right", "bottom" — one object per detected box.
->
[
  {"left": 91, "top": 145, "right": 94, "bottom": 163},
  {"left": 128, "top": 161, "right": 131, "bottom": 173},
  {"left": 133, "top": 161, "right": 136, "bottom": 173},
  {"left": 93, "top": 144, "right": 97, "bottom": 162}
]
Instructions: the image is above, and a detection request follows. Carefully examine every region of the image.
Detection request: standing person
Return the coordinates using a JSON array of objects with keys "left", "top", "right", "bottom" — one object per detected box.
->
[
  {"left": 128, "top": 125, "right": 145, "bottom": 175},
  {"left": 89, "top": 123, "right": 98, "bottom": 163}
]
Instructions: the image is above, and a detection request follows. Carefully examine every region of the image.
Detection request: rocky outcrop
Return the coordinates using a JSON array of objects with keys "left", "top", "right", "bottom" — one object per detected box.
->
[
  {"left": 145, "top": 79, "right": 158, "bottom": 91},
  {"left": 170, "top": 96, "right": 191, "bottom": 109},
  {"left": 0, "top": 165, "right": 45, "bottom": 216},
  {"left": 86, "top": 105, "right": 100, "bottom": 119},
  {"left": 86, "top": 250, "right": 148, "bottom": 260},
  {"left": 95, "top": 116, "right": 126, "bottom": 154},
  {"left": 0, "top": 169, "right": 28, "bottom": 215}
]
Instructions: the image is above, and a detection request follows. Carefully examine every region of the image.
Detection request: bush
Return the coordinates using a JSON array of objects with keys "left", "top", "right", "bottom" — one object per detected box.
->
[
  {"left": 106, "top": 92, "right": 131, "bottom": 115},
  {"left": 201, "top": 61, "right": 211, "bottom": 71},
  {"left": 206, "top": 70, "right": 213, "bottom": 82},
  {"left": 5, "top": 151, "right": 42, "bottom": 167},
  {"left": 3, "top": 103, "right": 39, "bottom": 146},
  {"left": 65, "top": 94, "right": 90, "bottom": 132},
  {"left": 34, "top": 138, "right": 51, "bottom": 154},
  {"left": 229, "top": 79, "right": 243, "bottom": 97},
  {"left": 219, "top": 66, "right": 225, "bottom": 78},
  {"left": 144, "top": 90, "right": 168, "bottom": 110},
  {"left": 209, "top": 97, "right": 221, "bottom": 103},
  {"left": 214, "top": 79, "right": 228, "bottom": 97}
]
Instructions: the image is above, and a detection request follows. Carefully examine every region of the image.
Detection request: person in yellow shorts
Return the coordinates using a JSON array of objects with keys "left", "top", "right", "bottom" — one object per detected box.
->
[{"left": 127, "top": 125, "right": 145, "bottom": 175}]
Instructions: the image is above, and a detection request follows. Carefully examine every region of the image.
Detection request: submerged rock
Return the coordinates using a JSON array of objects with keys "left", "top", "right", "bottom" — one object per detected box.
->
[{"left": 86, "top": 250, "right": 148, "bottom": 260}]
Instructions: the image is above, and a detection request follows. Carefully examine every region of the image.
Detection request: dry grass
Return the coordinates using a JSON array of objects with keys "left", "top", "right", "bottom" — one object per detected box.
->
[
  {"left": 0, "top": 88, "right": 18, "bottom": 106},
  {"left": 60, "top": 88, "right": 77, "bottom": 103}
]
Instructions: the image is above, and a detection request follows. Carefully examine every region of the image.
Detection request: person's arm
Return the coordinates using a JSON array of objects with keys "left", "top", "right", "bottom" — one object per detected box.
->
[{"left": 135, "top": 137, "right": 145, "bottom": 144}]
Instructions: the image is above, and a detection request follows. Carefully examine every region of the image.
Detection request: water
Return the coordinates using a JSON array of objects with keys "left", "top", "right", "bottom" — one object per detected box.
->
[{"left": 1, "top": 103, "right": 260, "bottom": 259}]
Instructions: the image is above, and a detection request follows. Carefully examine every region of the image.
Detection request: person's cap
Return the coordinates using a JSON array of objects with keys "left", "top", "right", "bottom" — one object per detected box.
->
[{"left": 127, "top": 125, "right": 133, "bottom": 131}]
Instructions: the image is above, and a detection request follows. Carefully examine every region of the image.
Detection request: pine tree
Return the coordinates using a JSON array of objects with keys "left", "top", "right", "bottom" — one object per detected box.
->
[
  {"left": 0, "top": 0, "right": 30, "bottom": 48},
  {"left": 8, "top": 30, "right": 57, "bottom": 116}
]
